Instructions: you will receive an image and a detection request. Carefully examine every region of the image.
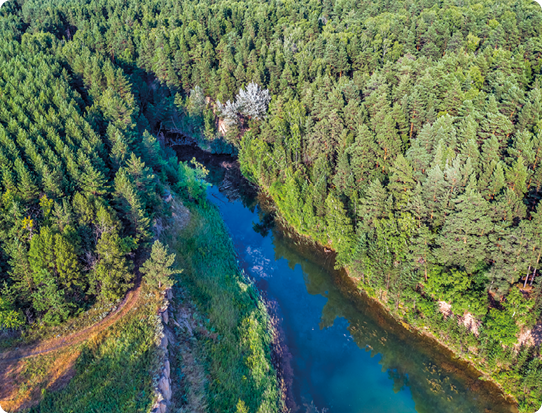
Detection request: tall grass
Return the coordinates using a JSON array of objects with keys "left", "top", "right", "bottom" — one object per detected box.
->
[
  {"left": 162, "top": 200, "right": 281, "bottom": 413},
  {"left": 25, "top": 288, "right": 161, "bottom": 413}
]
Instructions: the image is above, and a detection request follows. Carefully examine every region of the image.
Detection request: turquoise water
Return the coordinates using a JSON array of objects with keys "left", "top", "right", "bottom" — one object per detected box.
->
[
  {"left": 210, "top": 184, "right": 418, "bottom": 412},
  {"left": 178, "top": 147, "right": 516, "bottom": 413}
]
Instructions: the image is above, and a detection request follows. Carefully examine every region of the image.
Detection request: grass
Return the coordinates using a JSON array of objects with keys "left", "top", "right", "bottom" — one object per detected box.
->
[
  {"left": 21, "top": 286, "right": 161, "bottom": 413},
  {"left": 162, "top": 199, "right": 281, "bottom": 413},
  {"left": 0, "top": 299, "right": 122, "bottom": 351}
]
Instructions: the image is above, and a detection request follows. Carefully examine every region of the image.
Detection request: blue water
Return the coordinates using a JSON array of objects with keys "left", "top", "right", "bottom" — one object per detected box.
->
[
  {"left": 210, "top": 186, "right": 416, "bottom": 412},
  {"left": 178, "top": 147, "right": 516, "bottom": 413}
]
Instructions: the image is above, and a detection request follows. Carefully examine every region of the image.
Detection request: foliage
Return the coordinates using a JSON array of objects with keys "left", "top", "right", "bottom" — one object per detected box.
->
[
  {"left": 0, "top": 0, "right": 541, "bottom": 408},
  {"left": 0, "top": 283, "right": 24, "bottom": 329},
  {"left": 424, "top": 267, "right": 488, "bottom": 317},
  {"left": 140, "top": 240, "right": 179, "bottom": 290}
]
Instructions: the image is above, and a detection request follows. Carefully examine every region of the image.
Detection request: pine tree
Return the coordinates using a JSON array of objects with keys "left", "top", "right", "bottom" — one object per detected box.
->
[
  {"left": 435, "top": 182, "right": 493, "bottom": 273},
  {"left": 406, "top": 124, "right": 434, "bottom": 181},
  {"left": 31, "top": 269, "right": 71, "bottom": 326},
  {"left": 140, "top": 130, "right": 162, "bottom": 171},
  {"left": 113, "top": 169, "right": 151, "bottom": 242},
  {"left": 388, "top": 154, "right": 416, "bottom": 207},
  {"left": 332, "top": 150, "right": 354, "bottom": 198},
  {"left": 325, "top": 193, "right": 355, "bottom": 265},
  {"left": 479, "top": 96, "right": 513, "bottom": 146},
  {"left": 106, "top": 124, "right": 131, "bottom": 169},
  {"left": 125, "top": 153, "right": 157, "bottom": 202},
  {"left": 95, "top": 231, "right": 133, "bottom": 301},
  {"left": 358, "top": 179, "right": 390, "bottom": 233},
  {"left": 80, "top": 164, "right": 109, "bottom": 196},
  {"left": 421, "top": 165, "right": 447, "bottom": 228},
  {"left": 7, "top": 242, "right": 34, "bottom": 305},
  {"left": 28, "top": 227, "right": 56, "bottom": 275},
  {"left": 140, "top": 240, "right": 180, "bottom": 290},
  {"left": 15, "top": 159, "right": 39, "bottom": 202},
  {"left": 55, "top": 233, "right": 83, "bottom": 290},
  {"left": 505, "top": 156, "right": 529, "bottom": 197},
  {"left": 408, "top": 224, "right": 434, "bottom": 280},
  {"left": 488, "top": 161, "right": 506, "bottom": 199},
  {"left": 0, "top": 286, "right": 25, "bottom": 329},
  {"left": 349, "top": 123, "right": 383, "bottom": 185}
]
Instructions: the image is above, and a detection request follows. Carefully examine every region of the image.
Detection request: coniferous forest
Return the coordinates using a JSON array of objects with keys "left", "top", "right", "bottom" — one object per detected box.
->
[{"left": 1, "top": 0, "right": 542, "bottom": 410}]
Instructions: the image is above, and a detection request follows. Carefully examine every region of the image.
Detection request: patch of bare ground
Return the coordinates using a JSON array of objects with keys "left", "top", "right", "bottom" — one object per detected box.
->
[
  {"left": 0, "top": 276, "right": 141, "bottom": 364},
  {"left": 0, "top": 274, "right": 142, "bottom": 411},
  {"left": 438, "top": 301, "right": 481, "bottom": 336},
  {"left": 438, "top": 301, "right": 452, "bottom": 318},
  {"left": 0, "top": 347, "right": 81, "bottom": 411},
  {"left": 169, "top": 287, "right": 209, "bottom": 413},
  {"left": 458, "top": 312, "right": 481, "bottom": 337},
  {"left": 517, "top": 321, "right": 542, "bottom": 349}
]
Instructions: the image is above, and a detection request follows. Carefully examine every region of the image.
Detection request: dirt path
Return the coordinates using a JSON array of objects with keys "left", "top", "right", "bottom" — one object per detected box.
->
[
  {"left": 0, "top": 278, "right": 141, "bottom": 363},
  {"left": 0, "top": 277, "right": 142, "bottom": 410}
]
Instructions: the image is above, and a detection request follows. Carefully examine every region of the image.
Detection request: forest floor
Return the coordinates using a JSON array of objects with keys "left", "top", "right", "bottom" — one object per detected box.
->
[{"left": 0, "top": 275, "right": 142, "bottom": 411}]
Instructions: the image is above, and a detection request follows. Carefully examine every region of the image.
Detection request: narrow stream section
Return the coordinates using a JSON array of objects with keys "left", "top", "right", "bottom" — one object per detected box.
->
[{"left": 175, "top": 145, "right": 517, "bottom": 413}]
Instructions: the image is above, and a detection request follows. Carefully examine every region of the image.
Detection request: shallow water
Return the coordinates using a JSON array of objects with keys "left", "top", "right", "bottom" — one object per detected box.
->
[{"left": 176, "top": 145, "right": 517, "bottom": 413}]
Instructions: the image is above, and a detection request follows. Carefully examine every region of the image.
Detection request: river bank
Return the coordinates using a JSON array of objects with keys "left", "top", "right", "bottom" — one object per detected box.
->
[
  {"left": 1, "top": 176, "right": 284, "bottom": 413},
  {"left": 257, "top": 195, "right": 520, "bottom": 408},
  {"left": 268, "top": 210, "right": 519, "bottom": 412},
  {"left": 158, "top": 194, "right": 284, "bottom": 412},
  {"left": 173, "top": 141, "right": 520, "bottom": 413},
  {"left": 259, "top": 187, "right": 523, "bottom": 412}
]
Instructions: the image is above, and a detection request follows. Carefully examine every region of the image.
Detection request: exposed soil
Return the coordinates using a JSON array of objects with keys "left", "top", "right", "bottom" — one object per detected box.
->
[
  {"left": 517, "top": 321, "right": 542, "bottom": 348},
  {"left": 438, "top": 300, "right": 452, "bottom": 317},
  {"left": 459, "top": 312, "right": 481, "bottom": 336},
  {"left": 0, "top": 277, "right": 141, "bottom": 363},
  {"left": 1, "top": 348, "right": 81, "bottom": 412},
  {"left": 0, "top": 276, "right": 141, "bottom": 410}
]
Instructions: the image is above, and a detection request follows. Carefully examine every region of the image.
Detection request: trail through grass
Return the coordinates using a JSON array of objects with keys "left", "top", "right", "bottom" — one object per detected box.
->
[{"left": 21, "top": 287, "right": 161, "bottom": 413}]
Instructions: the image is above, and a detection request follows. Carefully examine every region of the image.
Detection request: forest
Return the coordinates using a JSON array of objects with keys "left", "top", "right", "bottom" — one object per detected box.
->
[
  {"left": 0, "top": 0, "right": 541, "bottom": 410},
  {"left": 0, "top": 2, "right": 209, "bottom": 328}
]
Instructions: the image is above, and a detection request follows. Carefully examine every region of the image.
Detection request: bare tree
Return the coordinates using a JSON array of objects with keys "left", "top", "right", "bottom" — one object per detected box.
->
[
  {"left": 236, "top": 82, "right": 271, "bottom": 120},
  {"left": 216, "top": 99, "right": 240, "bottom": 127}
]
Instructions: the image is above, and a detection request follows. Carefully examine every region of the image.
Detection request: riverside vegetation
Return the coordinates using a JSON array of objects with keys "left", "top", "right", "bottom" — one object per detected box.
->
[{"left": 0, "top": 0, "right": 541, "bottom": 410}]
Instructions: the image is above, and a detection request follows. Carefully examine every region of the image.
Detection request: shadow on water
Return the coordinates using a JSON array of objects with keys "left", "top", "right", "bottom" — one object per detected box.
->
[{"left": 173, "top": 144, "right": 517, "bottom": 413}]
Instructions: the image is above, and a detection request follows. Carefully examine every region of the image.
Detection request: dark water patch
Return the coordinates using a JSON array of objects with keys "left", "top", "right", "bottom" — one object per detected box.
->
[{"left": 172, "top": 144, "right": 518, "bottom": 413}]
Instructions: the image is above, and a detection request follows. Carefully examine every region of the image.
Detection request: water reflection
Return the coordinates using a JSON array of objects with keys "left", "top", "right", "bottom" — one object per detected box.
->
[
  {"left": 272, "top": 229, "right": 516, "bottom": 413},
  {"left": 174, "top": 145, "right": 517, "bottom": 413}
]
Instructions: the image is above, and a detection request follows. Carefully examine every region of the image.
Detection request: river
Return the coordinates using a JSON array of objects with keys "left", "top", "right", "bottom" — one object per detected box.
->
[{"left": 175, "top": 145, "right": 517, "bottom": 413}]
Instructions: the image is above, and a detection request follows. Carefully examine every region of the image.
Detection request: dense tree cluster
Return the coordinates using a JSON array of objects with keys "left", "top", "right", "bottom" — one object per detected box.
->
[{"left": 0, "top": 7, "right": 207, "bottom": 328}]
